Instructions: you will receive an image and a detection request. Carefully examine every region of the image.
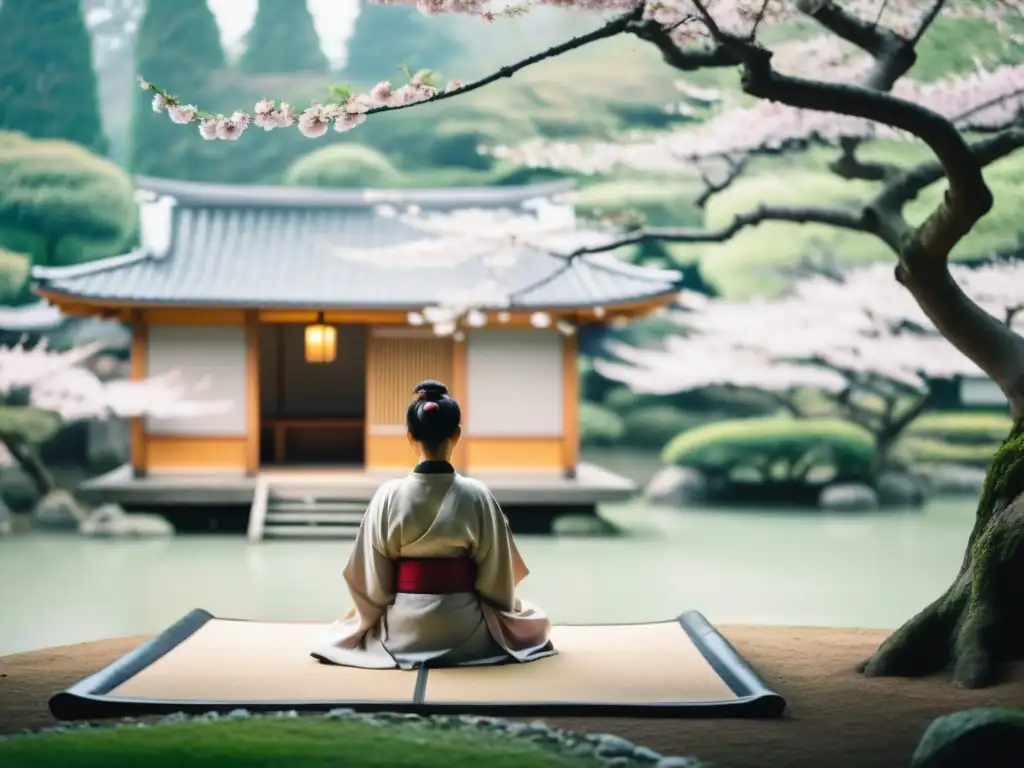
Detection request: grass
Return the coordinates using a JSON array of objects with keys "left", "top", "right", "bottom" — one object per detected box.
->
[{"left": 0, "top": 718, "right": 600, "bottom": 768}]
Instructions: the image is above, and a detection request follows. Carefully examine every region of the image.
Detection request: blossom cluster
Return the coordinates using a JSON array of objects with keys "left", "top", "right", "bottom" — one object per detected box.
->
[
  {"left": 0, "top": 339, "right": 233, "bottom": 429},
  {"left": 383, "top": 0, "right": 1024, "bottom": 45},
  {"left": 141, "top": 72, "right": 463, "bottom": 141},
  {"left": 497, "top": 62, "right": 1024, "bottom": 172},
  {"left": 341, "top": 201, "right": 599, "bottom": 337},
  {"left": 595, "top": 259, "right": 1023, "bottom": 398}
]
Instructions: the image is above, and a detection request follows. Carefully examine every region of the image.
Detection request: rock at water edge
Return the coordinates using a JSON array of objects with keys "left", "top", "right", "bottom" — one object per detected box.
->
[{"left": 644, "top": 466, "right": 708, "bottom": 507}]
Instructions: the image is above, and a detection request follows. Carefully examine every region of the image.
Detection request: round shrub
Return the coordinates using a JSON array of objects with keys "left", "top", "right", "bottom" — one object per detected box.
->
[
  {"left": 0, "top": 248, "right": 30, "bottom": 304},
  {"left": 579, "top": 402, "right": 624, "bottom": 446},
  {"left": 620, "top": 405, "right": 712, "bottom": 450},
  {"left": 603, "top": 386, "right": 639, "bottom": 415},
  {"left": 662, "top": 416, "right": 875, "bottom": 482},
  {"left": 283, "top": 143, "right": 408, "bottom": 188},
  {"left": 0, "top": 133, "right": 137, "bottom": 268},
  {"left": 906, "top": 411, "right": 1014, "bottom": 445}
]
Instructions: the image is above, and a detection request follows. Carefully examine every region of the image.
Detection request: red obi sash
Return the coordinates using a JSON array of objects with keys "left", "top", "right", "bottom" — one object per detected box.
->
[{"left": 395, "top": 557, "right": 477, "bottom": 594}]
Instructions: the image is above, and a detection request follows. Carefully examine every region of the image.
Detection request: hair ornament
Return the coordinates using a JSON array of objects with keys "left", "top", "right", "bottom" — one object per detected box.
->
[{"left": 422, "top": 402, "right": 439, "bottom": 412}]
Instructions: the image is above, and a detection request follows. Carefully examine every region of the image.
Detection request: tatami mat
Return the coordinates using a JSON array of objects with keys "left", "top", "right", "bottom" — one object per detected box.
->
[{"left": 49, "top": 609, "right": 785, "bottom": 720}]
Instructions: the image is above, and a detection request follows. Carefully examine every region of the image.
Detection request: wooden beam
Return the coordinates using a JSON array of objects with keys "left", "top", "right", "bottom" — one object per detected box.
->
[
  {"left": 129, "top": 309, "right": 147, "bottom": 478},
  {"left": 35, "top": 290, "right": 677, "bottom": 325},
  {"left": 561, "top": 332, "right": 579, "bottom": 478},
  {"left": 244, "top": 310, "right": 260, "bottom": 476},
  {"left": 145, "top": 308, "right": 246, "bottom": 325},
  {"left": 450, "top": 336, "right": 468, "bottom": 472}
]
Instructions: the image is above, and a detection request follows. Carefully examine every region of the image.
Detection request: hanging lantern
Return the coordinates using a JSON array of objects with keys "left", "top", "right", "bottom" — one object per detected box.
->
[{"left": 304, "top": 312, "right": 337, "bottom": 364}]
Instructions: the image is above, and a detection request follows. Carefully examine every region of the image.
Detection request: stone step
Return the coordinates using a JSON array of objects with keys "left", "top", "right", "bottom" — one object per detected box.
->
[
  {"left": 262, "top": 524, "right": 360, "bottom": 539},
  {"left": 266, "top": 500, "right": 366, "bottom": 514},
  {"left": 265, "top": 510, "right": 365, "bottom": 525},
  {"left": 268, "top": 487, "right": 374, "bottom": 503}
]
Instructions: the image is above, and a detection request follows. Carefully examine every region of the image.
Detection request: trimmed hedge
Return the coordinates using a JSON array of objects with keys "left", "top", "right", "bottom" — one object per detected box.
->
[
  {"left": 283, "top": 143, "right": 408, "bottom": 188},
  {"left": 662, "top": 416, "right": 875, "bottom": 480},
  {"left": 578, "top": 402, "right": 624, "bottom": 446},
  {"left": 0, "top": 132, "right": 138, "bottom": 271},
  {"left": 620, "top": 405, "right": 713, "bottom": 450}
]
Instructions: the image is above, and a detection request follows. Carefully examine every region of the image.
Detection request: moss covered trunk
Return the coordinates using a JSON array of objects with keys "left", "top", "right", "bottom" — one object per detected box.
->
[{"left": 860, "top": 419, "right": 1024, "bottom": 688}]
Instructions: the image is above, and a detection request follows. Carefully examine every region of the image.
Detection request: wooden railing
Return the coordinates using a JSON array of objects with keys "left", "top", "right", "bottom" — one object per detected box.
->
[{"left": 262, "top": 417, "right": 364, "bottom": 464}]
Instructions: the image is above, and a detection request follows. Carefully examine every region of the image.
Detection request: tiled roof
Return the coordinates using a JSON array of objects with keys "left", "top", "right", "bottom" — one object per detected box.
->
[{"left": 33, "top": 177, "right": 681, "bottom": 310}]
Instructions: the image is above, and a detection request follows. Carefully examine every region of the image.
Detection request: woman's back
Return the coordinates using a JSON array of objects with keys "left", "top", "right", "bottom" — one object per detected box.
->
[
  {"left": 311, "top": 379, "right": 554, "bottom": 669},
  {"left": 377, "top": 470, "right": 483, "bottom": 561}
]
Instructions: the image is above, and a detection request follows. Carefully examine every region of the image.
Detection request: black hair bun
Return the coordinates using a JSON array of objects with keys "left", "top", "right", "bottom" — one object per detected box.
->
[{"left": 413, "top": 379, "right": 448, "bottom": 402}]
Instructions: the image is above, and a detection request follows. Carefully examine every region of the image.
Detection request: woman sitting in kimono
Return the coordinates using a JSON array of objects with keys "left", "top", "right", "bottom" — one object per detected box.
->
[{"left": 312, "top": 379, "right": 555, "bottom": 669}]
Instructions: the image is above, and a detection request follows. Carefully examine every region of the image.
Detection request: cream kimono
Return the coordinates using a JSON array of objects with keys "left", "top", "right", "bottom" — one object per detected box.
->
[{"left": 311, "top": 467, "right": 555, "bottom": 669}]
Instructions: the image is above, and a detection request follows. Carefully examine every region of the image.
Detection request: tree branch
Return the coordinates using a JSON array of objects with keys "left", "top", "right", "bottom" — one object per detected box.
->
[
  {"left": 626, "top": 18, "right": 739, "bottom": 71},
  {"left": 687, "top": 7, "right": 1024, "bottom": 417},
  {"left": 828, "top": 136, "right": 902, "bottom": 181},
  {"left": 560, "top": 203, "right": 866, "bottom": 259},
  {"left": 693, "top": 154, "right": 750, "bottom": 208},
  {"left": 875, "top": 127, "right": 1024, "bottom": 212},
  {"left": 795, "top": 0, "right": 918, "bottom": 91},
  {"left": 909, "top": 0, "right": 949, "bottom": 45}
]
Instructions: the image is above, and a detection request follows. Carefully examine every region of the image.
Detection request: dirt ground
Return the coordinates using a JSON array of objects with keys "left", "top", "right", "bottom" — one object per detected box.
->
[{"left": 2, "top": 625, "right": 1022, "bottom": 768}]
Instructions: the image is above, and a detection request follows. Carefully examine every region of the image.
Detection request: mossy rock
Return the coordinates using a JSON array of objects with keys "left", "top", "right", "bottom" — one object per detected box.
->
[{"left": 911, "top": 708, "right": 1024, "bottom": 768}]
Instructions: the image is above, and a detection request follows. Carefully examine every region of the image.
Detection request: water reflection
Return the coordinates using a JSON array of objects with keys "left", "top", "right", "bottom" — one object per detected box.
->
[{"left": 0, "top": 498, "right": 975, "bottom": 656}]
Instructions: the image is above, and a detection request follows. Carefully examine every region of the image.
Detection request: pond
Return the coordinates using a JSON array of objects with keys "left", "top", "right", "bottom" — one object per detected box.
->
[{"left": 0, "top": 495, "right": 976, "bottom": 657}]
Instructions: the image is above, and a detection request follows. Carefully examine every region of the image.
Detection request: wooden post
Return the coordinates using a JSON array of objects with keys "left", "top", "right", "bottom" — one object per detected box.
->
[
  {"left": 561, "top": 332, "right": 579, "bottom": 478},
  {"left": 450, "top": 334, "right": 468, "bottom": 472},
  {"left": 244, "top": 310, "right": 260, "bottom": 476},
  {"left": 129, "top": 309, "right": 148, "bottom": 478}
]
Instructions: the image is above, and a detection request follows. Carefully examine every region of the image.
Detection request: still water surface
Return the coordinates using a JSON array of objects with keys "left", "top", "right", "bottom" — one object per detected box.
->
[{"left": 0, "top": 497, "right": 975, "bottom": 657}]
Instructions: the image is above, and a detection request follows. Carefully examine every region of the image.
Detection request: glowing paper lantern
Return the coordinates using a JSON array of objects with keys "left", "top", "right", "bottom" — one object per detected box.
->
[{"left": 304, "top": 312, "right": 337, "bottom": 364}]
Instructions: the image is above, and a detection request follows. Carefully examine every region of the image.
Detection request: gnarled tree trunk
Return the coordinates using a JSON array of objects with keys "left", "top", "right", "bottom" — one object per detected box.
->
[
  {"left": 860, "top": 420, "right": 1024, "bottom": 687},
  {"left": 0, "top": 433, "right": 58, "bottom": 497}
]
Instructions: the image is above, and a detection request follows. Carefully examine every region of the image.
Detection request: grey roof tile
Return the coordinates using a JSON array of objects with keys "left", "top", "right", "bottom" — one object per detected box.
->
[{"left": 34, "top": 178, "right": 681, "bottom": 310}]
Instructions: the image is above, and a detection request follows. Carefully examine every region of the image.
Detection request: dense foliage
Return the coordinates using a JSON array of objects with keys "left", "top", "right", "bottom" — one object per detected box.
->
[
  {"left": 0, "top": 0, "right": 108, "bottom": 154},
  {"left": 129, "top": 0, "right": 227, "bottom": 178},
  {"left": 0, "top": 132, "right": 137, "bottom": 298},
  {"left": 238, "top": 0, "right": 328, "bottom": 75}
]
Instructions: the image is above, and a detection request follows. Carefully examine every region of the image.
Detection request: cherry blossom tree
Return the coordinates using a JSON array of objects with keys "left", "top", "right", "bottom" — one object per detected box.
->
[
  {"left": 133, "top": 0, "right": 1024, "bottom": 688},
  {"left": 596, "top": 259, "right": 1024, "bottom": 471},
  {"left": 0, "top": 339, "right": 232, "bottom": 497}
]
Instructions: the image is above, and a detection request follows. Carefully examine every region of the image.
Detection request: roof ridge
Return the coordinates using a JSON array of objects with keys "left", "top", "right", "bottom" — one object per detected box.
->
[
  {"left": 133, "top": 175, "right": 577, "bottom": 209},
  {"left": 32, "top": 249, "right": 152, "bottom": 282},
  {"left": 581, "top": 253, "right": 683, "bottom": 284}
]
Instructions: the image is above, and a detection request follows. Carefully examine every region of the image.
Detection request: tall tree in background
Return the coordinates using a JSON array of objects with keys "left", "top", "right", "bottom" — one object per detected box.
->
[
  {"left": 238, "top": 0, "right": 328, "bottom": 75},
  {"left": 83, "top": 0, "right": 145, "bottom": 163},
  {"left": 341, "top": 1, "right": 464, "bottom": 85},
  {"left": 129, "top": 0, "right": 225, "bottom": 178},
  {"left": 0, "top": 0, "right": 108, "bottom": 154}
]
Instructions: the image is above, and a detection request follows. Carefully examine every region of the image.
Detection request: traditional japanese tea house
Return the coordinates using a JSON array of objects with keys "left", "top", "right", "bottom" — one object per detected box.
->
[{"left": 31, "top": 176, "right": 681, "bottom": 537}]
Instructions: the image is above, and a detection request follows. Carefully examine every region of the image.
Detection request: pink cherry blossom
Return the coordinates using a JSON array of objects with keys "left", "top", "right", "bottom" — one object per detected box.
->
[
  {"left": 198, "top": 117, "right": 219, "bottom": 140},
  {"left": 596, "top": 260, "right": 1023, "bottom": 402},
  {"left": 0, "top": 340, "right": 234, "bottom": 425},
  {"left": 216, "top": 112, "right": 249, "bottom": 140},
  {"left": 151, "top": 93, "right": 167, "bottom": 113},
  {"left": 167, "top": 104, "right": 197, "bottom": 124},
  {"left": 370, "top": 81, "right": 396, "bottom": 106}
]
